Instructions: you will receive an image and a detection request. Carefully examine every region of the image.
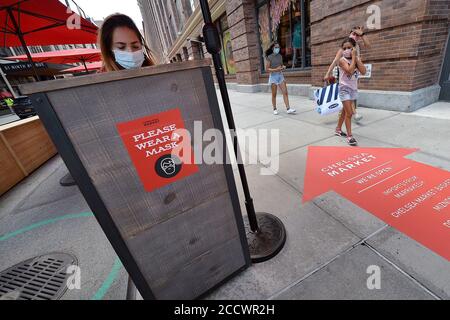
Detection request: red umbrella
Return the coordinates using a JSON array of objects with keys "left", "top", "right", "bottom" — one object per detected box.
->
[
  {"left": 7, "top": 48, "right": 101, "bottom": 72},
  {"left": 1, "top": 0, "right": 98, "bottom": 79},
  {"left": 61, "top": 60, "right": 102, "bottom": 73}
]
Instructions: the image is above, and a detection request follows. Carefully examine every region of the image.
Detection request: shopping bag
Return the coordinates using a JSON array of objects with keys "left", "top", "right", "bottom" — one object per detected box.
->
[{"left": 314, "top": 83, "right": 343, "bottom": 116}]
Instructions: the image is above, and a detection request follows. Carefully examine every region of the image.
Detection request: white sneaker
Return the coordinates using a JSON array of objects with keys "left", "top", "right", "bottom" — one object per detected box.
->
[
  {"left": 273, "top": 109, "right": 279, "bottom": 115},
  {"left": 287, "top": 108, "right": 296, "bottom": 114},
  {"left": 354, "top": 113, "right": 363, "bottom": 122}
]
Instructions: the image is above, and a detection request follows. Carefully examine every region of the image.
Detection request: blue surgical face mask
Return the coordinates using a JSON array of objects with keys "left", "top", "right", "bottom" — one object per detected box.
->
[
  {"left": 273, "top": 47, "right": 280, "bottom": 54},
  {"left": 113, "top": 49, "right": 145, "bottom": 69}
]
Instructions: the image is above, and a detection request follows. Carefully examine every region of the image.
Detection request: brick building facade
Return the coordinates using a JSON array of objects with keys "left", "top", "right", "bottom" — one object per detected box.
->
[{"left": 139, "top": 0, "right": 450, "bottom": 110}]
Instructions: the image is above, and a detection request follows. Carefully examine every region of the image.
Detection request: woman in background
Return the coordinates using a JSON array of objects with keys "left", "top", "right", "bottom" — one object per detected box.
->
[{"left": 266, "top": 42, "right": 296, "bottom": 115}]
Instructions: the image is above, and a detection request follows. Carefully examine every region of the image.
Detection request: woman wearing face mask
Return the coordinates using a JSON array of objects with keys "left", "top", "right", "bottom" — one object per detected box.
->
[
  {"left": 335, "top": 38, "right": 366, "bottom": 146},
  {"left": 265, "top": 42, "right": 296, "bottom": 115},
  {"left": 98, "top": 13, "right": 155, "bottom": 72},
  {"left": 324, "top": 26, "right": 370, "bottom": 122}
]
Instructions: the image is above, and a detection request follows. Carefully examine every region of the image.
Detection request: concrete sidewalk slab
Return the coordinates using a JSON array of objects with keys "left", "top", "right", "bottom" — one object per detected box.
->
[
  {"left": 297, "top": 107, "right": 399, "bottom": 129},
  {"left": 354, "top": 114, "right": 450, "bottom": 160},
  {"left": 0, "top": 191, "right": 89, "bottom": 238},
  {"left": 208, "top": 166, "right": 360, "bottom": 299},
  {"left": 407, "top": 102, "right": 450, "bottom": 120},
  {"left": 0, "top": 156, "right": 62, "bottom": 221},
  {"left": 0, "top": 211, "right": 122, "bottom": 300},
  {"left": 273, "top": 244, "right": 436, "bottom": 300},
  {"left": 0, "top": 161, "right": 125, "bottom": 300},
  {"left": 234, "top": 110, "right": 279, "bottom": 129},
  {"left": 247, "top": 118, "right": 333, "bottom": 158},
  {"left": 367, "top": 227, "right": 450, "bottom": 299},
  {"left": 16, "top": 164, "right": 80, "bottom": 213}
]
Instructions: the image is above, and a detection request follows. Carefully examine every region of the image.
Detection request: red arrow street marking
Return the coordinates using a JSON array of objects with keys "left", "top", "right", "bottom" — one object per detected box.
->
[{"left": 303, "top": 146, "right": 450, "bottom": 261}]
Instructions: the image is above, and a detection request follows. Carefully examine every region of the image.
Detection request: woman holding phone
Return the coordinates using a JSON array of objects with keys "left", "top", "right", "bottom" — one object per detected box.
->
[
  {"left": 266, "top": 42, "right": 296, "bottom": 115},
  {"left": 324, "top": 26, "right": 370, "bottom": 122}
]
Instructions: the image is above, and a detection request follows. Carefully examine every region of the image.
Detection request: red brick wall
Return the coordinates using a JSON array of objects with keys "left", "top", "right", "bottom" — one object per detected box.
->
[
  {"left": 227, "top": 0, "right": 261, "bottom": 84},
  {"left": 310, "top": 0, "right": 450, "bottom": 91}
]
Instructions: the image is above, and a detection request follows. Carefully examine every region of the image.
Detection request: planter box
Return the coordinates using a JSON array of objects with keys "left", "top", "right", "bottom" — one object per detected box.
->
[{"left": 0, "top": 116, "right": 56, "bottom": 196}]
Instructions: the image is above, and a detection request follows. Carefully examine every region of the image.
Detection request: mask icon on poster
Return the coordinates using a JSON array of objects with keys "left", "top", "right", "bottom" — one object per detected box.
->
[{"left": 156, "top": 154, "right": 182, "bottom": 178}]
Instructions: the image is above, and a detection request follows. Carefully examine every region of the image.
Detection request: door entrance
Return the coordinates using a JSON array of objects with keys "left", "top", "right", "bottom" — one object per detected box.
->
[{"left": 439, "top": 29, "right": 450, "bottom": 101}]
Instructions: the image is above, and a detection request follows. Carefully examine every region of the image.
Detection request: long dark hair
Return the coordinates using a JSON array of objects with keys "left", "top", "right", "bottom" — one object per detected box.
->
[
  {"left": 341, "top": 37, "right": 356, "bottom": 48},
  {"left": 98, "top": 13, "right": 155, "bottom": 72},
  {"left": 265, "top": 42, "right": 279, "bottom": 57}
]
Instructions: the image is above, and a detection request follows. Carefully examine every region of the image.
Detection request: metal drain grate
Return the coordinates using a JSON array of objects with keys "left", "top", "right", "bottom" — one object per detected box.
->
[{"left": 0, "top": 253, "right": 77, "bottom": 300}]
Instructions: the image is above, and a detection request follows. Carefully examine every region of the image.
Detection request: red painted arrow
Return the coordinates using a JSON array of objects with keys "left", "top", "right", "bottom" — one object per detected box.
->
[{"left": 303, "top": 146, "right": 450, "bottom": 261}]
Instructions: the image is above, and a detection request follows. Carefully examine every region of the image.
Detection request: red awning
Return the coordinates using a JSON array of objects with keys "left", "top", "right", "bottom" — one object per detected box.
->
[
  {"left": 62, "top": 61, "right": 102, "bottom": 73},
  {"left": 7, "top": 48, "right": 101, "bottom": 64},
  {"left": 0, "top": 0, "right": 98, "bottom": 47}
]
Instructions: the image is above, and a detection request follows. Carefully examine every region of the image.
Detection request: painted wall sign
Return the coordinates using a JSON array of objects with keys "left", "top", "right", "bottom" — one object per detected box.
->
[
  {"left": 116, "top": 108, "right": 198, "bottom": 192},
  {"left": 303, "top": 146, "right": 450, "bottom": 261},
  {"left": 359, "top": 64, "right": 372, "bottom": 78}
]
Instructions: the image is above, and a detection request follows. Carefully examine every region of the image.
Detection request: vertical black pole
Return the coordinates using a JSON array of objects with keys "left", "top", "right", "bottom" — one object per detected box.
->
[
  {"left": 199, "top": 0, "right": 286, "bottom": 263},
  {"left": 7, "top": 8, "right": 40, "bottom": 82},
  {"left": 199, "top": 0, "right": 259, "bottom": 233}
]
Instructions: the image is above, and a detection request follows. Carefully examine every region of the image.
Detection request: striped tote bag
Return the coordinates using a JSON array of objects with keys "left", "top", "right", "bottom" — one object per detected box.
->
[{"left": 314, "top": 83, "right": 343, "bottom": 116}]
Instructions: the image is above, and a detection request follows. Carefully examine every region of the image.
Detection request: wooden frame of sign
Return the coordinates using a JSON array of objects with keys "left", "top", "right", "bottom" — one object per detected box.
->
[{"left": 19, "top": 60, "right": 251, "bottom": 300}]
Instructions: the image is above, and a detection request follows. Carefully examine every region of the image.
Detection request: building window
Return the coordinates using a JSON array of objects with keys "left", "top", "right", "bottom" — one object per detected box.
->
[
  {"left": 257, "top": 0, "right": 311, "bottom": 72},
  {"left": 182, "top": 47, "right": 189, "bottom": 60},
  {"left": 216, "top": 14, "right": 236, "bottom": 75},
  {"left": 198, "top": 42, "right": 205, "bottom": 59}
]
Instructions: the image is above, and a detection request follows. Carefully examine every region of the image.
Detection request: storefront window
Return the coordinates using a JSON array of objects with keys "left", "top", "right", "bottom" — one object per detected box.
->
[
  {"left": 217, "top": 15, "right": 236, "bottom": 75},
  {"left": 257, "top": 0, "right": 311, "bottom": 72}
]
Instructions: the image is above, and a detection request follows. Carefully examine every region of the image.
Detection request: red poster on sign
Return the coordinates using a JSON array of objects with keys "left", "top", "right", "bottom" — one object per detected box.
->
[
  {"left": 303, "top": 146, "right": 450, "bottom": 261},
  {"left": 116, "top": 108, "right": 198, "bottom": 192}
]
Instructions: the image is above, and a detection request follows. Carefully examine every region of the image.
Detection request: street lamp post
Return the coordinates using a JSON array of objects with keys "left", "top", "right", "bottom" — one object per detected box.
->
[{"left": 199, "top": 0, "right": 286, "bottom": 263}]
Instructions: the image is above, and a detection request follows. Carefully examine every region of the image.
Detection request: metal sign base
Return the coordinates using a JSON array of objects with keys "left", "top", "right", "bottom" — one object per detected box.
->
[
  {"left": 59, "top": 172, "right": 76, "bottom": 186},
  {"left": 244, "top": 213, "right": 286, "bottom": 263}
]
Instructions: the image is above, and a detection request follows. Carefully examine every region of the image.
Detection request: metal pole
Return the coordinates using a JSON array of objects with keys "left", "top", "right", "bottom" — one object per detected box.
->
[
  {"left": 81, "top": 59, "right": 88, "bottom": 73},
  {"left": 199, "top": 0, "right": 286, "bottom": 263},
  {"left": 7, "top": 8, "right": 40, "bottom": 81},
  {"left": 199, "top": 0, "right": 259, "bottom": 232}
]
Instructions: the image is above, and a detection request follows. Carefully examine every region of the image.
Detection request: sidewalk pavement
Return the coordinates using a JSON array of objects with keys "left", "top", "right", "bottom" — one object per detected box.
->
[{"left": 0, "top": 89, "right": 449, "bottom": 300}]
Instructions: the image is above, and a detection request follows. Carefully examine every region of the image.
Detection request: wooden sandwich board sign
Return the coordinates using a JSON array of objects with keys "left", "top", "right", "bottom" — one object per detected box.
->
[{"left": 19, "top": 60, "right": 251, "bottom": 300}]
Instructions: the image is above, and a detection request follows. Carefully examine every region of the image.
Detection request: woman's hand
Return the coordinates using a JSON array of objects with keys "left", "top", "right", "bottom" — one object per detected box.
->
[
  {"left": 353, "top": 26, "right": 364, "bottom": 36},
  {"left": 351, "top": 47, "right": 357, "bottom": 58}
]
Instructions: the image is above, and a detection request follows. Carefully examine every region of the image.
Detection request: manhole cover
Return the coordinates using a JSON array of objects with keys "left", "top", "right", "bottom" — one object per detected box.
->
[{"left": 0, "top": 253, "right": 77, "bottom": 300}]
